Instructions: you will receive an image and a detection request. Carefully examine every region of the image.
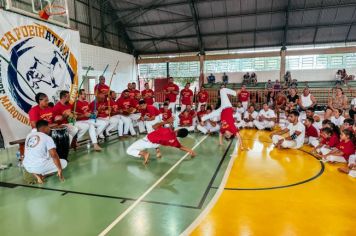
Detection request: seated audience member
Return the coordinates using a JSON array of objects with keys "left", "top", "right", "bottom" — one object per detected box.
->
[
  {"left": 341, "top": 118, "right": 354, "bottom": 132},
  {"left": 185, "top": 104, "right": 197, "bottom": 125},
  {"left": 338, "top": 152, "right": 356, "bottom": 177},
  {"left": 197, "top": 104, "right": 207, "bottom": 122},
  {"left": 273, "top": 80, "right": 281, "bottom": 92},
  {"left": 197, "top": 87, "right": 209, "bottom": 111},
  {"left": 197, "top": 106, "right": 220, "bottom": 134},
  {"left": 222, "top": 72, "right": 229, "bottom": 84},
  {"left": 180, "top": 82, "right": 193, "bottom": 111},
  {"left": 265, "top": 80, "right": 273, "bottom": 90},
  {"left": 164, "top": 77, "right": 179, "bottom": 112},
  {"left": 313, "top": 115, "right": 323, "bottom": 131},
  {"left": 286, "top": 88, "right": 299, "bottom": 112},
  {"left": 304, "top": 117, "right": 319, "bottom": 147},
  {"left": 298, "top": 87, "right": 317, "bottom": 112},
  {"left": 138, "top": 100, "right": 161, "bottom": 133},
  {"left": 159, "top": 102, "right": 173, "bottom": 128},
  {"left": 321, "top": 129, "right": 355, "bottom": 163},
  {"left": 254, "top": 103, "right": 276, "bottom": 130},
  {"left": 274, "top": 91, "right": 287, "bottom": 123},
  {"left": 233, "top": 102, "right": 245, "bottom": 128},
  {"left": 237, "top": 85, "right": 250, "bottom": 111},
  {"left": 313, "top": 127, "right": 340, "bottom": 156},
  {"left": 23, "top": 120, "right": 67, "bottom": 184},
  {"left": 116, "top": 89, "right": 137, "bottom": 137},
  {"left": 141, "top": 83, "right": 155, "bottom": 106},
  {"left": 250, "top": 72, "right": 257, "bottom": 86},
  {"left": 270, "top": 110, "right": 305, "bottom": 149},
  {"left": 108, "top": 91, "right": 125, "bottom": 138},
  {"left": 242, "top": 105, "right": 258, "bottom": 128},
  {"left": 28, "top": 93, "right": 55, "bottom": 129},
  {"left": 208, "top": 73, "right": 216, "bottom": 84},
  {"left": 129, "top": 82, "right": 141, "bottom": 101},
  {"left": 325, "top": 88, "right": 348, "bottom": 120},
  {"left": 284, "top": 71, "right": 292, "bottom": 87},
  {"left": 331, "top": 108, "right": 345, "bottom": 127},
  {"left": 178, "top": 109, "right": 195, "bottom": 132},
  {"left": 349, "top": 97, "right": 356, "bottom": 120},
  {"left": 335, "top": 70, "right": 342, "bottom": 85},
  {"left": 290, "top": 79, "right": 298, "bottom": 88},
  {"left": 243, "top": 72, "right": 250, "bottom": 84}
]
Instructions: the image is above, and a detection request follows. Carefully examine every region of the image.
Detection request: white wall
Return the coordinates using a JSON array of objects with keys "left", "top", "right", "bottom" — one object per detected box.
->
[
  {"left": 80, "top": 43, "right": 136, "bottom": 92},
  {"left": 210, "top": 68, "right": 356, "bottom": 83}
]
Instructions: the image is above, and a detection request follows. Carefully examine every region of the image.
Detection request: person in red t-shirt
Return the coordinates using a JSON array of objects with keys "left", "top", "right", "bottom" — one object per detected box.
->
[
  {"left": 180, "top": 105, "right": 197, "bottom": 126},
  {"left": 197, "top": 87, "right": 209, "bottom": 111},
  {"left": 28, "top": 93, "right": 55, "bottom": 128},
  {"left": 108, "top": 91, "right": 125, "bottom": 138},
  {"left": 164, "top": 77, "right": 179, "bottom": 112},
  {"left": 237, "top": 85, "right": 250, "bottom": 111},
  {"left": 304, "top": 117, "right": 319, "bottom": 147},
  {"left": 53, "top": 90, "right": 86, "bottom": 145},
  {"left": 138, "top": 100, "right": 160, "bottom": 133},
  {"left": 201, "top": 88, "right": 245, "bottom": 154},
  {"left": 313, "top": 127, "right": 340, "bottom": 156},
  {"left": 116, "top": 89, "right": 137, "bottom": 136},
  {"left": 127, "top": 127, "right": 195, "bottom": 164},
  {"left": 89, "top": 92, "right": 120, "bottom": 137},
  {"left": 180, "top": 82, "right": 193, "bottom": 111},
  {"left": 74, "top": 89, "right": 108, "bottom": 151},
  {"left": 159, "top": 102, "right": 173, "bottom": 128},
  {"left": 322, "top": 129, "right": 355, "bottom": 163},
  {"left": 178, "top": 109, "right": 195, "bottom": 132},
  {"left": 141, "top": 82, "right": 155, "bottom": 105},
  {"left": 94, "top": 76, "right": 110, "bottom": 96},
  {"left": 197, "top": 105, "right": 220, "bottom": 134},
  {"left": 131, "top": 82, "right": 141, "bottom": 101}
]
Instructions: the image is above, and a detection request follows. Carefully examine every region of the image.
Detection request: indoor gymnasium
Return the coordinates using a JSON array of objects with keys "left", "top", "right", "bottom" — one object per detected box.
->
[{"left": 0, "top": 0, "right": 356, "bottom": 235}]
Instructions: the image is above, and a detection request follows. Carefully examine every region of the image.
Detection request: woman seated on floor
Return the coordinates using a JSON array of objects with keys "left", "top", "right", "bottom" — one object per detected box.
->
[{"left": 324, "top": 88, "right": 348, "bottom": 120}]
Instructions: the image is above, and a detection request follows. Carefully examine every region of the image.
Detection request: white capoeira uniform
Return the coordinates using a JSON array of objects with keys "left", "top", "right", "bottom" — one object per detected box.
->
[
  {"left": 201, "top": 88, "right": 237, "bottom": 122},
  {"left": 254, "top": 109, "right": 276, "bottom": 130},
  {"left": 197, "top": 102, "right": 207, "bottom": 112},
  {"left": 76, "top": 118, "right": 108, "bottom": 144},
  {"left": 331, "top": 116, "right": 345, "bottom": 127},
  {"left": 305, "top": 136, "right": 319, "bottom": 147},
  {"left": 126, "top": 136, "right": 160, "bottom": 158},
  {"left": 120, "top": 115, "right": 137, "bottom": 136},
  {"left": 23, "top": 131, "right": 67, "bottom": 175},
  {"left": 63, "top": 122, "right": 90, "bottom": 144},
  {"left": 241, "top": 110, "right": 258, "bottom": 128},
  {"left": 100, "top": 116, "right": 123, "bottom": 136},
  {"left": 272, "top": 122, "right": 305, "bottom": 149},
  {"left": 197, "top": 119, "right": 220, "bottom": 134},
  {"left": 348, "top": 154, "right": 356, "bottom": 178},
  {"left": 140, "top": 116, "right": 161, "bottom": 133}
]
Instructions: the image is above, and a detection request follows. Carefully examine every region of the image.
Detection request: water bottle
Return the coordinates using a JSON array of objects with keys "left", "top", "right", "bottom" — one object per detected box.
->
[
  {"left": 16, "top": 151, "right": 21, "bottom": 161},
  {"left": 86, "top": 142, "right": 91, "bottom": 150}
]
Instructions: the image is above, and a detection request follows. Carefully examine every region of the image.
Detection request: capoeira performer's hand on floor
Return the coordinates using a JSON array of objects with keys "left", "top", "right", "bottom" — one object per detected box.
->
[
  {"left": 201, "top": 88, "right": 246, "bottom": 155},
  {"left": 126, "top": 126, "right": 195, "bottom": 165}
]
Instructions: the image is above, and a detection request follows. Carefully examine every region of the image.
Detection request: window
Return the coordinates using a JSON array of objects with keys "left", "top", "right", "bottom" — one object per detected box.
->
[
  {"left": 169, "top": 61, "right": 200, "bottom": 77},
  {"left": 138, "top": 63, "right": 167, "bottom": 78}
]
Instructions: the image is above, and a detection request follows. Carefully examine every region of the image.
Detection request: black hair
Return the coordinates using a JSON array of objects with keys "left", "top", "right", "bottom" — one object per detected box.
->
[
  {"left": 139, "top": 100, "right": 146, "bottom": 105},
  {"left": 306, "top": 117, "right": 314, "bottom": 124},
  {"left": 343, "top": 118, "right": 354, "bottom": 126},
  {"left": 321, "top": 127, "right": 333, "bottom": 136},
  {"left": 177, "top": 128, "right": 188, "bottom": 138},
  {"left": 289, "top": 110, "right": 300, "bottom": 117},
  {"left": 322, "top": 119, "right": 331, "bottom": 125},
  {"left": 48, "top": 102, "right": 54, "bottom": 108},
  {"left": 163, "top": 102, "right": 169, "bottom": 106},
  {"left": 248, "top": 104, "right": 255, "bottom": 109},
  {"left": 326, "top": 121, "right": 341, "bottom": 137},
  {"left": 79, "top": 89, "right": 85, "bottom": 95},
  {"left": 59, "top": 90, "right": 69, "bottom": 99},
  {"left": 306, "top": 107, "right": 315, "bottom": 113},
  {"left": 206, "top": 105, "right": 212, "bottom": 111},
  {"left": 342, "top": 129, "right": 356, "bottom": 145},
  {"left": 36, "top": 120, "right": 49, "bottom": 130},
  {"left": 336, "top": 108, "right": 343, "bottom": 115},
  {"left": 176, "top": 107, "right": 181, "bottom": 112},
  {"left": 35, "top": 92, "right": 47, "bottom": 104},
  {"left": 123, "top": 89, "right": 130, "bottom": 93}
]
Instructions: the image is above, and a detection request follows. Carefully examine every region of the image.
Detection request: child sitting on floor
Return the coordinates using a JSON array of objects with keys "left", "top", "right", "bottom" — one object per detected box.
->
[
  {"left": 304, "top": 117, "right": 319, "bottom": 147},
  {"left": 321, "top": 129, "right": 355, "bottom": 163},
  {"left": 313, "top": 127, "right": 340, "bottom": 156},
  {"left": 338, "top": 152, "right": 356, "bottom": 177}
]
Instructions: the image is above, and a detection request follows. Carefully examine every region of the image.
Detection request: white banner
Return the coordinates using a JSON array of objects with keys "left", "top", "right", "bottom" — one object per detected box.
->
[{"left": 0, "top": 10, "right": 81, "bottom": 147}]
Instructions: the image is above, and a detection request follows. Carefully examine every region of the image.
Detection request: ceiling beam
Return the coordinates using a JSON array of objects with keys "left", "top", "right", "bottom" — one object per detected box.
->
[
  {"left": 188, "top": 0, "right": 204, "bottom": 55},
  {"left": 130, "top": 21, "right": 356, "bottom": 42},
  {"left": 124, "top": 2, "right": 356, "bottom": 28},
  {"left": 282, "top": 0, "right": 291, "bottom": 48}
]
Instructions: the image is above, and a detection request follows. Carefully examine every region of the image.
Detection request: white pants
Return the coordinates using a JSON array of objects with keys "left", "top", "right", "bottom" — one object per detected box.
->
[
  {"left": 272, "top": 135, "right": 297, "bottom": 149},
  {"left": 24, "top": 159, "right": 67, "bottom": 175},
  {"left": 305, "top": 136, "right": 319, "bottom": 147},
  {"left": 177, "top": 125, "right": 195, "bottom": 132},
  {"left": 197, "top": 123, "right": 220, "bottom": 134},
  {"left": 181, "top": 104, "right": 191, "bottom": 112},
  {"left": 168, "top": 102, "right": 176, "bottom": 113},
  {"left": 202, "top": 88, "right": 236, "bottom": 122},
  {"left": 120, "top": 115, "right": 136, "bottom": 136},
  {"left": 242, "top": 101, "right": 248, "bottom": 111},
  {"left": 254, "top": 120, "right": 275, "bottom": 130},
  {"left": 348, "top": 155, "right": 356, "bottom": 178},
  {"left": 76, "top": 120, "right": 107, "bottom": 144},
  {"left": 318, "top": 146, "right": 347, "bottom": 163},
  {"left": 127, "top": 137, "right": 160, "bottom": 158},
  {"left": 241, "top": 121, "right": 255, "bottom": 128},
  {"left": 145, "top": 117, "right": 161, "bottom": 133},
  {"left": 63, "top": 123, "right": 82, "bottom": 144},
  {"left": 197, "top": 102, "right": 207, "bottom": 111},
  {"left": 130, "top": 113, "right": 141, "bottom": 129},
  {"left": 100, "top": 117, "right": 123, "bottom": 136}
]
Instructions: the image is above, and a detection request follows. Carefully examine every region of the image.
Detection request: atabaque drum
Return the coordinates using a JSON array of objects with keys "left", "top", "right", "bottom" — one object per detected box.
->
[{"left": 51, "top": 126, "right": 70, "bottom": 160}]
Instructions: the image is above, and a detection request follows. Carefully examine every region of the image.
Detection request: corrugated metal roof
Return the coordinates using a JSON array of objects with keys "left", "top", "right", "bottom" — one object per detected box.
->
[{"left": 107, "top": 0, "right": 356, "bottom": 55}]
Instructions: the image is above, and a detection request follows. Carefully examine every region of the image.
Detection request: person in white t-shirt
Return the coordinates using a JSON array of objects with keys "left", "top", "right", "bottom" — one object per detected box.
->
[
  {"left": 23, "top": 120, "right": 67, "bottom": 184},
  {"left": 349, "top": 97, "right": 356, "bottom": 120},
  {"left": 254, "top": 103, "right": 276, "bottom": 130},
  {"left": 241, "top": 105, "right": 258, "bottom": 128},
  {"left": 270, "top": 110, "right": 306, "bottom": 149},
  {"left": 330, "top": 108, "right": 345, "bottom": 127}
]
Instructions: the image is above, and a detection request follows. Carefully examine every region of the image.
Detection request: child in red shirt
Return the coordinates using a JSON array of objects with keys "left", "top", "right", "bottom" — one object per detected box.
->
[
  {"left": 304, "top": 117, "right": 319, "bottom": 147},
  {"left": 313, "top": 127, "right": 340, "bottom": 156},
  {"left": 322, "top": 129, "right": 355, "bottom": 163}
]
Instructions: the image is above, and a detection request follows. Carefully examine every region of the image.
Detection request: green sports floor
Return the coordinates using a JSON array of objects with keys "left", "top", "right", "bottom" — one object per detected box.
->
[{"left": 0, "top": 134, "right": 234, "bottom": 236}]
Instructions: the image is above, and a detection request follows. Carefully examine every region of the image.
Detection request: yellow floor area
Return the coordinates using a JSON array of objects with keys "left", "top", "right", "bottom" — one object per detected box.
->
[{"left": 191, "top": 129, "right": 356, "bottom": 236}]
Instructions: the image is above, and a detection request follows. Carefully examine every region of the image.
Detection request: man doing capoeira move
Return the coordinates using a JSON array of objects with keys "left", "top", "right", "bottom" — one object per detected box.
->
[
  {"left": 200, "top": 88, "right": 246, "bottom": 154},
  {"left": 126, "top": 123, "right": 196, "bottom": 165}
]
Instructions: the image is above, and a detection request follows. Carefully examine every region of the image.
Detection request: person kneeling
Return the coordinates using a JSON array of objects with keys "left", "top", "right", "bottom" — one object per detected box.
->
[
  {"left": 270, "top": 110, "right": 305, "bottom": 149},
  {"left": 23, "top": 120, "right": 66, "bottom": 184},
  {"left": 126, "top": 126, "right": 195, "bottom": 165}
]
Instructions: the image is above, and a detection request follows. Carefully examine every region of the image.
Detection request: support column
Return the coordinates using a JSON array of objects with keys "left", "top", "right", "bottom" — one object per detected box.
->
[
  {"left": 280, "top": 47, "right": 287, "bottom": 81},
  {"left": 199, "top": 54, "right": 205, "bottom": 88}
]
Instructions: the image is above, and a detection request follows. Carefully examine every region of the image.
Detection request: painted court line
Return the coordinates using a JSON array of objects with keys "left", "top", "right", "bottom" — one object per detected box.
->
[{"left": 98, "top": 135, "right": 209, "bottom": 236}]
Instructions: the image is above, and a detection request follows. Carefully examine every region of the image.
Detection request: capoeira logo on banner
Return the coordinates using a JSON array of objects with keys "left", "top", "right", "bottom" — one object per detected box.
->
[{"left": 0, "top": 23, "right": 79, "bottom": 126}]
